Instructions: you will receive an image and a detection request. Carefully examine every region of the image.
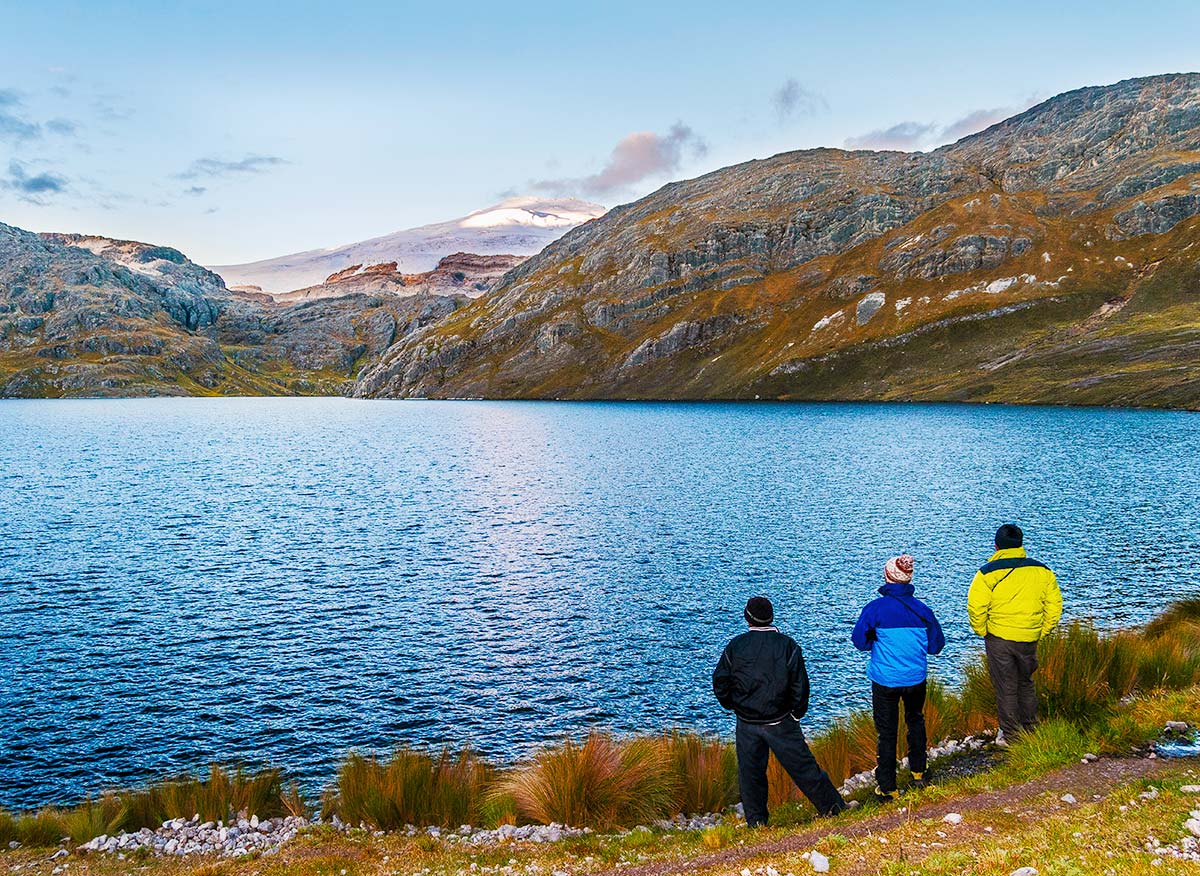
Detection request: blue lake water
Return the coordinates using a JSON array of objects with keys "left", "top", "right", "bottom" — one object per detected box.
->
[{"left": 2, "top": 398, "right": 1199, "bottom": 809}]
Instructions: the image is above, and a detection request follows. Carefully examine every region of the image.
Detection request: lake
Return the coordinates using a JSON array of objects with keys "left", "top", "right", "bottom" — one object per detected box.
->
[{"left": 1, "top": 398, "right": 1198, "bottom": 809}]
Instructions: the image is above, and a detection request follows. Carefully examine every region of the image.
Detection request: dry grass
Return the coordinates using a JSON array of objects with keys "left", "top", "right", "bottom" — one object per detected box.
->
[
  {"left": 330, "top": 748, "right": 490, "bottom": 831},
  {"left": 658, "top": 732, "right": 738, "bottom": 816},
  {"left": 495, "top": 733, "right": 676, "bottom": 830}
]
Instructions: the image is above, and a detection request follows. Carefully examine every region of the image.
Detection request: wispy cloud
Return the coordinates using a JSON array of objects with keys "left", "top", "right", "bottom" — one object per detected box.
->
[
  {"left": 45, "top": 117, "right": 78, "bottom": 136},
  {"left": 4, "top": 159, "right": 68, "bottom": 203},
  {"left": 176, "top": 154, "right": 288, "bottom": 180},
  {"left": 532, "top": 123, "right": 707, "bottom": 197},
  {"left": 940, "top": 107, "right": 1011, "bottom": 142},
  {"left": 184, "top": 185, "right": 208, "bottom": 196},
  {"left": 845, "top": 121, "right": 937, "bottom": 151},
  {"left": 844, "top": 100, "right": 1034, "bottom": 152},
  {"left": 0, "top": 89, "right": 41, "bottom": 142},
  {"left": 773, "top": 79, "right": 827, "bottom": 123}
]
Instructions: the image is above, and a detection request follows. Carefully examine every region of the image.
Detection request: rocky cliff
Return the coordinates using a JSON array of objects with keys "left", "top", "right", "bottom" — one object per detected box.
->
[
  {"left": 274, "top": 253, "right": 526, "bottom": 303},
  {"left": 354, "top": 74, "right": 1200, "bottom": 408},
  {"left": 0, "top": 226, "right": 467, "bottom": 397}
]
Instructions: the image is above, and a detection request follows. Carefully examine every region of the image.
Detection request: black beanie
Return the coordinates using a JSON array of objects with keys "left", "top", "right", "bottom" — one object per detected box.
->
[
  {"left": 995, "top": 523, "right": 1024, "bottom": 549},
  {"left": 744, "top": 596, "right": 774, "bottom": 627}
]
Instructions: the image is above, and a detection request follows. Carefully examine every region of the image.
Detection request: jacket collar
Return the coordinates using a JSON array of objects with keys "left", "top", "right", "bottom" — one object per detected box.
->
[
  {"left": 878, "top": 581, "right": 915, "bottom": 598},
  {"left": 989, "top": 547, "right": 1028, "bottom": 561},
  {"left": 748, "top": 626, "right": 779, "bottom": 632}
]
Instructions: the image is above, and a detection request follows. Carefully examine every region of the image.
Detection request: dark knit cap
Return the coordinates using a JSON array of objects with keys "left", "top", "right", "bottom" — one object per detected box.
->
[
  {"left": 744, "top": 596, "right": 774, "bottom": 627},
  {"left": 995, "top": 523, "right": 1024, "bottom": 549}
]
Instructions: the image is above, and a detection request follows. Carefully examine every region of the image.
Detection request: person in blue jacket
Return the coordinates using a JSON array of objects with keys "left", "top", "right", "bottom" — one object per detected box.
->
[{"left": 851, "top": 554, "right": 946, "bottom": 801}]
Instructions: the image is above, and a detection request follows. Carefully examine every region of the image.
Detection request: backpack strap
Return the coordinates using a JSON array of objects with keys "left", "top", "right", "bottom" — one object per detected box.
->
[{"left": 978, "top": 557, "right": 1048, "bottom": 591}]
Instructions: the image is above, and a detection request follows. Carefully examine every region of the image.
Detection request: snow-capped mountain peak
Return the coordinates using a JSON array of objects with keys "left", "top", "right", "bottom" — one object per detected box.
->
[{"left": 210, "top": 197, "right": 606, "bottom": 295}]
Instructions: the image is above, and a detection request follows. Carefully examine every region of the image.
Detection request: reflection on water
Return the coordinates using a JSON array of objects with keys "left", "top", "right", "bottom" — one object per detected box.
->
[{"left": 1, "top": 398, "right": 1198, "bottom": 808}]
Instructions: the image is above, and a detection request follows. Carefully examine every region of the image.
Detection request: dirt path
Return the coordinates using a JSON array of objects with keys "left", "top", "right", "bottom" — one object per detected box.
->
[{"left": 601, "top": 756, "right": 1174, "bottom": 876}]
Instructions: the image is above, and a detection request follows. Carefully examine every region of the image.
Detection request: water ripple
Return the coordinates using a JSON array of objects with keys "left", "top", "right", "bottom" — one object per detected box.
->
[{"left": 1, "top": 398, "right": 1199, "bottom": 808}]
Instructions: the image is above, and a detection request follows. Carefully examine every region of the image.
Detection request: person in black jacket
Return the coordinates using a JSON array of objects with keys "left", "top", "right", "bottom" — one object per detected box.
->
[{"left": 713, "top": 596, "right": 846, "bottom": 826}]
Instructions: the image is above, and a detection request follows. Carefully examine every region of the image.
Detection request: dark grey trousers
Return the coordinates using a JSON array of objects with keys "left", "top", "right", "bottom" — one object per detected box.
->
[
  {"left": 735, "top": 717, "right": 845, "bottom": 826},
  {"left": 985, "top": 634, "right": 1039, "bottom": 738}
]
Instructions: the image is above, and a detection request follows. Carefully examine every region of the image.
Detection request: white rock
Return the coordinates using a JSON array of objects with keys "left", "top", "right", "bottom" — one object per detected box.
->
[
  {"left": 1060, "top": 794, "right": 1077, "bottom": 804},
  {"left": 809, "top": 851, "right": 830, "bottom": 873},
  {"left": 1186, "top": 819, "right": 1200, "bottom": 838},
  {"left": 1011, "top": 868, "right": 1039, "bottom": 876},
  {"left": 1082, "top": 753, "right": 1098, "bottom": 762},
  {"left": 1166, "top": 721, "right": 1189, "bottom": 731},
  {"left": 1181, "top": 785, "right": 1200, "bottom": 793},
  {"left": 49, "top": 849, "right": 68, "bottom": 860},
  {"left": 943, "top": 813, "right": 963, "bottom": 825}
]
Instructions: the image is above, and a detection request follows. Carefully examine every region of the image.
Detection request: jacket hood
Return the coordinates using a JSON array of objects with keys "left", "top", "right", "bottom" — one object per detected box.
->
[{"left": 878, "top": 581, "right": 916, "bottom": 598}]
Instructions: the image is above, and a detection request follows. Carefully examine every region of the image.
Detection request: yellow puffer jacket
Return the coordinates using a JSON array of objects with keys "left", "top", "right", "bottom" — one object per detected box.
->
[{"left": 967, "top": 547, "right": 1063, "bottom": 642}]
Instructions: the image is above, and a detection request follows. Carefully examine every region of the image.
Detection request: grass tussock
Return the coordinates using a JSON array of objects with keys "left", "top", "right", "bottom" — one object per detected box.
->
[
  {"left": 495, "top": 733, "right": 676, "bottom": 830},
  {"left": 659, "top": 732, "right": 738, "bottom": 816},
  {"left": 0, "top": 766, "right": 292, "bottom": 848},
  {"left": 331, "top": 748, "right": 490, "bottom": 831}
]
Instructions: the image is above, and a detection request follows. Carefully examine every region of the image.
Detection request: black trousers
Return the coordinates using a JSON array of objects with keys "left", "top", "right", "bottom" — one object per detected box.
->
[
  {"left": 735, "top": 716, "right": 845, "bottom": 826},
  {"left": 871, "top": 680, "right": 927, "bottom": 793},
  {"left": 985, "top": 633, "right": 1039, "bottom": 738}
]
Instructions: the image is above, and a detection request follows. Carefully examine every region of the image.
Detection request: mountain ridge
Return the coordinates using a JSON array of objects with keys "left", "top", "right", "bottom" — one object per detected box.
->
[{"left": 352, "top": 73, "right": 1200, "bottom": 408}]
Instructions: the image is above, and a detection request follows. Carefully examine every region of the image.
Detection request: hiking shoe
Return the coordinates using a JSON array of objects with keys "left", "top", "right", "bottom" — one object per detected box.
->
[
  {"left": 874, "top": 787, "right": 895, "bottom": 803},
  {"left": 911, "top": 770, "right": 930, "bottom": 789}
]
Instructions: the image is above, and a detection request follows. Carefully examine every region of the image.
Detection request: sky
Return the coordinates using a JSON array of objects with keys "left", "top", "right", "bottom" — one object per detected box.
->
[{"left": 1, "top": 0, "right": 1198, "bottom": 265}]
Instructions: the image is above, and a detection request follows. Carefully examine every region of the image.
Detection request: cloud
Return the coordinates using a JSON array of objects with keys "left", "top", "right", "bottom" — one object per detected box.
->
[
  {"left": 532, "top": 123, "right": 707, "bottom": 197},
  {"left": 940, "top": 107, "right": 1011, "bottom": 142},
  {"left": 773, "top": 79, "right": 827, "bottom": 122},
  {"left": 45, "top": 117, "right": 78, "bottom": 136},
  {"left": 184, "top": 185, "right": 208, "bottom": 196},
  {"left": 845, "top": 121, "right": 938, "bottom": 151},
  {"left": 0, "top": 89, "right": 40, "bottom": 142},
  {"left": 4, "top": 160, "right": 68, "bottom": 202},
  {"left": 176, "top": 154, "right": 288, "bottom": 180}
]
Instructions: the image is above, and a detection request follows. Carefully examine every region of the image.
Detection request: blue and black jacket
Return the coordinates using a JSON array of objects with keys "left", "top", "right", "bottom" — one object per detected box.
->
[{"left": 851, "top": 582, "right": 946, "bottom": 688}]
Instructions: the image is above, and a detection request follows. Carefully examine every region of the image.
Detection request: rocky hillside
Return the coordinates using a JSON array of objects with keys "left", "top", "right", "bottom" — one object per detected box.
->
[
  {"left": 0, "top": 226, "right": 467, "bottom": 397},
  {"left": 274, "top": 253, "right": 526, "bottom": 303},
  {"left": 211, "top": 197, "right": 604, "bottom": 294},
  {"left": 355, "top": 74, "right": 1200, "bottom": 408}
]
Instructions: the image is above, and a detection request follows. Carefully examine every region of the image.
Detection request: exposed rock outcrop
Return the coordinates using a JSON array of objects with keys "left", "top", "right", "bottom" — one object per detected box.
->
[{"left": 353, "top": 74, "right": 1200, "bottom": 409}]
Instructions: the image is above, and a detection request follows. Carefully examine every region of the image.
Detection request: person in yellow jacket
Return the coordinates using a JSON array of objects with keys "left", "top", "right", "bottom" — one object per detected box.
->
[{"left": 967, "top": 524, "right": 1063, "bottom": 743}]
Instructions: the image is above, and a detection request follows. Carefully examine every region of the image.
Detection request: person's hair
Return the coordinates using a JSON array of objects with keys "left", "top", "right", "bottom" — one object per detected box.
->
[{"left": 995, "top": 523, "right": 1024, "bottom": 549}]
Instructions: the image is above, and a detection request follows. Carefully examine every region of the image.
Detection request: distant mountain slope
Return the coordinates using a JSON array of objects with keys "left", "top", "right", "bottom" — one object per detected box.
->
[
  {"left": 354, "top": 74, "right": 1200, "bottom": 408},
  {"left": 210, "top": 197, "right": 605, "bottom": 295},
  {"left": 0, "top": 226, "right": 467, "bottom": 397}
]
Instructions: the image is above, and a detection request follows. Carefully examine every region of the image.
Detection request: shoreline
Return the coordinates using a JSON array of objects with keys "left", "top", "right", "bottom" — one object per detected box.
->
[{"left": 0, "top": 395, "right": 1197, "bottom": 414}]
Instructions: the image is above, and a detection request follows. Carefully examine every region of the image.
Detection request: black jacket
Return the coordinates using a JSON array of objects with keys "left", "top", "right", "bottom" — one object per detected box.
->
[{"left": 712, "top": 627, "right": 810, "bottom": 724}]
